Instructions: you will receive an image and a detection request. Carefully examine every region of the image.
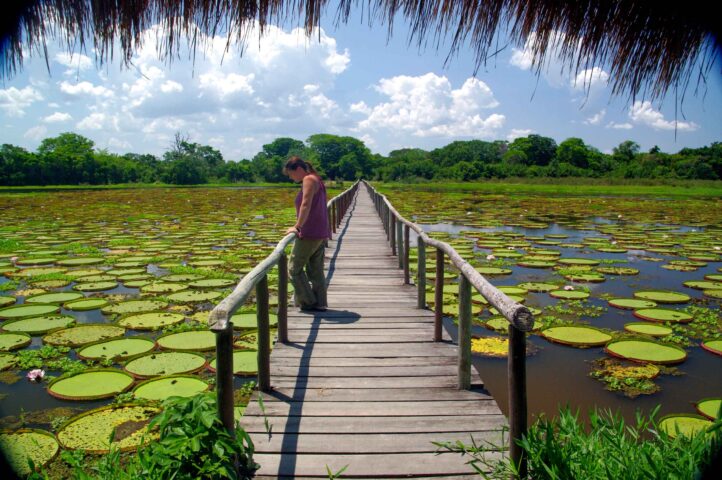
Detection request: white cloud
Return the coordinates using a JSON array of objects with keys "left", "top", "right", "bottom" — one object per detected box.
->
[
  {"left": 356, "top": 73, "right": 503, "bottom": 138},
  {"left": 160, "top": 80, "right": 183, "bottom": 93},
  {"left": 43, "top": 112, "right": 73, "bottom": 123},
  {"left": 584, "top": 109, "right": 606, "bottom": 125},
  {"left": 59, "top": 81, "right": 114, "bottom": 97},
  {"left": 198, "top": 72, "right": 254, "bottom": 97},
  {"left": 509, "top": 48, "right": 533, "bottom": 70},
  {"left": 606, "top": 121, "right": 633, "bottom": 130},
  {"left": 77, "top": 112, "right": 119, "bottom": 131},
  {"left": 507, "top": 129, "right": 535, "bottom": 141},
  {"left": 0, "top": 86, "right": 43, "bottom": 116},
  {"left": 571, "top": 67, "right": 609, "bottom": 91},
  {"left": 24, "top": 125, "right": 47, "bottom": 140},
  {"left": 629, "top": 101, "right": 698, "bottom": 131},
  {"left": 55, "top": 53, "right": 93, "bottom": 72}
]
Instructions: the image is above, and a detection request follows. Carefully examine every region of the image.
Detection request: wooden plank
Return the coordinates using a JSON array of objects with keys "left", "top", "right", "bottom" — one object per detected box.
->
[
  {"left": 255, "top": 387, "right": 491, "bottom": 402},
  {"left": 268, "top": 364, "right": 459, "bottom": 377},
  {"left": 270, "top": 343, "right": 458, "bottom": 358},
  {"left": 285, "top": 333, "right": 437, "bottom": 343},
  {"left": 269, "top": 356, "right": 456, "bottom": 368},
  {"left": 246, "top": 399, "right": 499, "bottom": 417},
  {"left": 268, "top": 376, "right": 467, "bottom": 388}
]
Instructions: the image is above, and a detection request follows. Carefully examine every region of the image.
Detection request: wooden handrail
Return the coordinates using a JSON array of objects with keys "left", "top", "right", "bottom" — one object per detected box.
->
[
  {"left": 364, "top": 180, "right": 532, "bottom": 478},
  {"left": 209, "top": 180, "right": 360, "bottom": 436}
]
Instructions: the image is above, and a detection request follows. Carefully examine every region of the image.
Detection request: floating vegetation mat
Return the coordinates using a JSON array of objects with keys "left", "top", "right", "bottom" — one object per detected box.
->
[
  {"left": 124, "top": 351, "right": 207, "bottom": 377},
  {"left": 133, "top": 375, "right": 209, "bottom": 400},
  {"left": 0, "top": 429, "right": 59, "bottom": 476},
  {"left": 48, "top": 369, "right": 135, "bottom": 400},
  {"left": 470, "top": 336, "right": 508, "bottom": 357},
  {"left": 589, "top": 358, "right": 661, "bottom": 398},
  {"left": 56, "top": 405, "right": 160, "bottom": 453}
]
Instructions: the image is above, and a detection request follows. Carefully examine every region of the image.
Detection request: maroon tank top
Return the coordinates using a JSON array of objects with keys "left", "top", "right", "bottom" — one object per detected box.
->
[{"left": 294, "top": 175, "right": 331, "bottom": 240}]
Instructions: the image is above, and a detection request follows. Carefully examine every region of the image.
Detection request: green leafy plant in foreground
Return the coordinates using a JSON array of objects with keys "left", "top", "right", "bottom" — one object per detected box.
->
[{"left": 435, "top": 406, "right": 721, "bottom": 479}]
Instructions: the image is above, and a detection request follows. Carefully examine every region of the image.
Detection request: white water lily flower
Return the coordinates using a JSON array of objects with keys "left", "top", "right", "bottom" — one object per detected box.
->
[
  {"left": 563, "top": 285, "right": 575, "bottom": 291},
  {"left": 486, "top": 254, "right": 496, "bottom": 261},
  {"left": 27, "top": 369, "right": 45, "bottom": 382}
]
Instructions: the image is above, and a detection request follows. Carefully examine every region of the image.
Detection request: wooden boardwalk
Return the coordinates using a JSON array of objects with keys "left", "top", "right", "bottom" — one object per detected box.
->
[{"left": 241, "top": 187, "right": 507, "bottom": 478}]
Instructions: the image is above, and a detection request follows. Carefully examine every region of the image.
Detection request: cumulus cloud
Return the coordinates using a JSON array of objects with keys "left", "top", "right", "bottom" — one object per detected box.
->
[
  {"left": 0, "top": 86, "right": 43, "bottom": 116},
  {"left": 55, "top": 53, "right": 93, "bottom": 73},
  {"left": 43, "top": 112, "right": 72, "bottom": 123},
  {"left": 571, "top": 67, "right": 609, "bottom": 91},
  {"left": 507, "top": 129, "right": 535, "bottom": 141},
  {"left": 606, "top": 121, "right": 633, "bottom": 130},
  {"left": 160, "top": 80, "right": 183, "bottom": 93},
  {"left": 355, "top": 73, "right": 503, "bottom": 138},
  {"left": 59, "top": 81, "right": 114, "bottom": 97},
  {"left": 629, "top": 101, "right": 698, "bottom": 131},
  {"left": 24, "top": 125, "right": 47, "bottom": 140},
  {"left": 584, "top": 109, "right": 606, "bottom": 125},
  {"left": 77, "top": 112, "right": 120, "bottom": 131}
]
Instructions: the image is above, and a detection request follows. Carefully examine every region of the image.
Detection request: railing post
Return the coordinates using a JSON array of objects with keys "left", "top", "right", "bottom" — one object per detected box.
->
[
  {"left": 434, "top": 248, "right": 443, "bottom": 342},
  {"left": 215, "top": 322, "right": 235, "bottom": 434},
  {"left": 277, "top": 253, "right": 288, "bottom": 344},
  {"left": 458, "top": 274, "right": 472, "bottom": 390},
  {"left": 256, "top": 275, "right": 271, "bottom": 392},
  {"left": 396, "top": 220, "right": 403, "bottom": 268},
  {"left": 403, "top": 225, "right": 410, "bottom": 284},
  {"left": 390, "top": 215, "right": 396, "bottom": 255},
  {"left": 509, "top": 325, "right": 528, "bottom": 478},
  {"left": 417, "top": 238, "right": 426, "bottom": 308},
  {"left": 331, "top": 202, "right": 337, "bottom": 234}
]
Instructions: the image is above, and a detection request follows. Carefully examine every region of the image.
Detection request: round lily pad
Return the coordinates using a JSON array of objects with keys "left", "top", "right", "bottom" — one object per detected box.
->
[
  {"left": 64, "top": 297, "right": 109, "bottom": 311},
  {"left": 0, "top": 429, "right": 59, "bottom": 476},
  {"left": 696, "top": 398, "right": 722, "bottom": 420},
  {"left": 16, "top": 257, "right": 57, "bottom": 266},
  {"left": 549, "top": 290, "right": 590, "bottom": 300},
  {"left": 0, "top": 332, "right": 32, "bottom": 351},
  {"left": 167, "top": 290, "right": 222, "bottom": 303},
  {"left": 0, "top": 303, "right": 59, "bottom": 319},
  {"left": 156, "top": 330, "right": 216, "bottom": 351},
  {"left": 189, "top": 278, "right": 236, "bottom": 288},
  {"left": 133, "top": 375, "right": 209, "bottom": 400},
  {"left": 596, "top": 266, "right": 639, "bottom": 275},
  {"left": 623, "top": 322, "right": 673, "bottom": 337},
  {"left": 231, "top": 312, "right": 279, "bottom": 329},
  {"left": 48, "top": 369, "right": 135, "bottom": 400},
  {"left": 474, "top": 267, "right": 512, "bottom": 275},
  {"left": 517, "top": 282, "right": 557, "bottom": 293},
  {"left": 11, "top": 267, "right": 66, "bottom": 278},
  {"left": 608, "top": 298, "right": 658, "bottom": 310},
  {"left": 56, "top": 404, "right": 160, "bottom": 453},
  {"left": 140, "top": 282, "right": 189, "bottom": 294},
  {"left": 701, "top": 339, "right": 722, "bottom": 356},
  {"left": 118, "top": 312, "right": 185, "bottom": 330},
  {"left": 77, "top": 337, "right": 156, "bottom": 361},
  {"left": 124, "top": 351, "right": 207, "bottom": 378},
  {"left": 57, "top": 257, "right": 105, "bottom": 266},
  {"left": 73, "top": 281, "right": 118, "bottom": 292},
  {"left": 633, "top": 290, "right": 691, "bottom": 304},
  {"left": 557, "top": 258, "right": 600, "bottom": 266},
  {"left": 563, "top": 272, "right": 606, "bottom": 283},
  {"left": 684, "top": 280, "right": 722, "bottom": 290},
  {"left": 0, "top": 296, "right": 16, "bottom": 307},
  {"left": 1, "top": 352, "right": 16, "bottom": 370},
  {"left": 540, "top": 326, "right": 612, "bottom": 347},
  {"left": 102, "top": 299, "right": 169, "bottom": 315},
  {"left": 25, "top": 291, "right": 84, "bottom": 304},
  {"left": 43, "top": 324, "right": 126, "bottom": 347},
  {"left": 659, "top": 414, "right": 712, "bottom": 438},
  {"left": 483, "top": 316, "right": 509, "bottom": 332},
  {"left": 498, "top": 286, "right": 528, "bottom": 296},
  {"left": 704, "top": 274, "right": 722, "bottom": 281},
  {"left": 1, "top": 315, "right": 76, "bottom": 335},
  {"left": 517, "top": 259, "right": 556, "bottom": 268},
  {"left": 703, "top": 290, "right": 722, "bottom": 299},
  {"left": 208, "top": 350, "right": 258, "bottom": 375},
  {"left": 633, "top": 308, "right": 693, "bottom": 323},
  {"left": 605, "top": 339, "right": 687, "bottom": 364}
]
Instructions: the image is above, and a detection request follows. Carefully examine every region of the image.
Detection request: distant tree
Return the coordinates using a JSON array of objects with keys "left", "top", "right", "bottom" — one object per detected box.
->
[
  {"left": 612, "top": 140, "right": 640, "bottom": 163},
  {"left": 37, "top": 132, "right": 96, "bottom": 184},
  {"left": 261, "top": 137, "right": 305, "bottom": 158},
  {"left": 306, "top": 134, "right": 373, "bottom": 179},
  {"left": 0, "top": 144, "right": 35, "bottom": 185},
  {"left": 556, "top": 138, "right": 592, "bottom": 169},
  {"left": 507, "top": 135, "right": 557, "bottom": 166}
]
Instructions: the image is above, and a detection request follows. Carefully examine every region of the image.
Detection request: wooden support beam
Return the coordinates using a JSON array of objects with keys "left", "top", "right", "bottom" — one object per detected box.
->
[{"left": 458, "top": 274, "right": 471, "bottom": 390}]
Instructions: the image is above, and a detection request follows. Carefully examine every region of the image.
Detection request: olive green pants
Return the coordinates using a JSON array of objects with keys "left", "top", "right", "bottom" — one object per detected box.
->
[{"left": 289, "top": 238, "right": 327, "bottom": 309}]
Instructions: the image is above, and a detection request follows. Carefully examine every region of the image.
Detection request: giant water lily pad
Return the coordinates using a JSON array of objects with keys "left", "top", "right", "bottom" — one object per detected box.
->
[
  {"left": 25, "top": 291, "right": 84, "bottom": 304},
  {"left": 696, "top": 398, "right": 722, "bottom": 420},
  {"left": 683, "top": 280, "right": 722, "bottom": 290},
  {"left": 540, "top": 326, "right": 612, "bottom": 347},
  {"left": 482, "top": 316, "right": 509, "bottom": 332},
  {"left": 549, "top": 290, "right": 590, "bottom": 300},
  {"left": 0, "top": 429, "right": 59, "bottom": 476},
  {"left": 167, "top": 290, "right": 222, "bottom": 303},
  {"left": 608, "top": 298, "right": 657, "bottom": 310},
  {"left": 557, "top": 258, "right": 600, "bottom": 266},
  {"left": 0, "top": 296, "right": 16, "bottom": 307},
  {"left": 1, "top": 315, "right": 76, "bottom": 335},
  {"left": 73, "top": 281, "right": 118, "bottom": 292},
  {"left": 659, "top": 414, "right": 712, "bottom": 438},
  {"left": 189, "top": 278, "right": 236, "bottom": 288},
  {"left": 64, "top": 297, "right": 109, "bottom": 311},
  {"left": 140, "top": 282, "right": 189, "bottom": 294},
  {"left": 56, "top": 404, "right": 160, "bottom": 453},
  {"left": 77, "top": 337, "right": 156, "bottom": 361},
  {"left": 209, "top": 350, "right": 257, "bottom": 375},
  {"left": 633, "top": 308, "right": 693, "bottom": 323},
  {"left": 633, "top": 290, "right": 690, "bottom": 304},
  {"left": 0, "top": 332, "right": 32, "bottom": 351},
  {"left": 102, "top": 299, "right": 169, "bottom": 315},
  {"left": 43, "top": 324, "right": 126, "bottom": 347},
  {"left": 623, "top": 322, "right": 673, "bottom": 337},
  {"left": 231, "top": 312, "right": 279, "bottom": 329},
  {"left": 605, "top": 339, "right": 687, "bottom": 364},
  {"left": 474, "top": 267, "right": 512, "bottom": 275},
  {"left": 133, "top": 375, "right": 209, "bottom": 400},
  {"left": 701, "top": 339, "right": 722, "bottom": 356},
  {"left": 57, "top": 257, "right": 104, "bottom": 266},
  {"left": 156, "top": 330, "right": 216, "bottom": 351},
  {"left": 124, "top": 351, "right": 207, "bottom": 377},
  {"left": 118, "top": 312, "right": 185, "bottom": 330},
  {"left": 518, "top": 282, "right": 557, "bottom": 293},
  {"left": 0, "top": 352, "right": 16, "bottom": 370},
  {"left": 0, "top": 303, "right": 59, "bottom": 319},
  {"left": 703, "top": 289, "right": 722, "bottom": 299},
  {"left": 517, "top": 259, "right": 556, "bottom": 268},
  {"left": 48, "top": 369, "right": 135, "bottom": 400}
]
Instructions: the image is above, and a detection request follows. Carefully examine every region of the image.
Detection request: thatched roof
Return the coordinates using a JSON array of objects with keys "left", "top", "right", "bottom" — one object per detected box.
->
[{"left": 2, "top": 1, "right": 719, "bottom": 100}]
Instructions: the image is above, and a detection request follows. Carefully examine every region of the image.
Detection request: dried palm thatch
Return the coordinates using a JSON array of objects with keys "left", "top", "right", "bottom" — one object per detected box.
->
[{"left": 1, "top": 0, "right": 719, "bottom": 100}]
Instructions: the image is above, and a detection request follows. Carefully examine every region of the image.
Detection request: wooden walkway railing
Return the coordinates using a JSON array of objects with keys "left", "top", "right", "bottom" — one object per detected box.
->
[{"left": 210, "top": 180, "right": 533, "bottom": 478}]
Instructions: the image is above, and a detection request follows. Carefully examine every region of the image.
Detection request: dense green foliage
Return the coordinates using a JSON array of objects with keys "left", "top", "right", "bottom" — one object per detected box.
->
[
  {"left": 29, "top": 393, "right": 258, "bottom": 480},
  {"left": 1, "top": 132, "right": 721, "bottom": 185},
  {"left": 437, "top": 407, "right": 721, "bottom": 479}
]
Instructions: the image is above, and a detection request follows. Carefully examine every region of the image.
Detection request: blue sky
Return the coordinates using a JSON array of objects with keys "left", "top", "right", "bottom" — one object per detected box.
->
[{"left": 1, "top": 7, "right": 720, "bottom": 160}]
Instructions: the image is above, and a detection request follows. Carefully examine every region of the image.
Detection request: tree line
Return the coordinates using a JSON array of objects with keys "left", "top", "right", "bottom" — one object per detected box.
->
[{"left": 1, "top": 132, "right": 720, "bottom": 185}]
